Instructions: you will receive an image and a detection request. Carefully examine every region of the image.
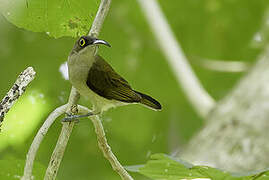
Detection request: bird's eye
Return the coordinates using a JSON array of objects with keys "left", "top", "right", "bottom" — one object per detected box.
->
[{"left": 79, "top": 38, "right": 86, "bottom": 47}]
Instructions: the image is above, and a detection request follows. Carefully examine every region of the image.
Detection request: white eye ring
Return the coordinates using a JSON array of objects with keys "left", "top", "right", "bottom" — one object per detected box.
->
[{"left": 79, "top": 38, "right": 86, "bottom": 47}]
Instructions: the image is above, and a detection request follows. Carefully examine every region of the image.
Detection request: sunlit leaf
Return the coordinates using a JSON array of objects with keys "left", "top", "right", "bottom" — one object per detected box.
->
[{"left": 0, "top": 0, "right": 99, "bottom": 38}]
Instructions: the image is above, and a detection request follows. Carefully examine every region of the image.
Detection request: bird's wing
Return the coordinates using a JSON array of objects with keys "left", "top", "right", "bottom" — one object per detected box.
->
[{"left": 86, "top": 55, "right": 141, "bottom": 103}]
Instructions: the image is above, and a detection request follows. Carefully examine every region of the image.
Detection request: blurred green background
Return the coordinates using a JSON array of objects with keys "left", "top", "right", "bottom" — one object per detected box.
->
[{"left": 0, "top": 0, "right": 268, "bottom": 179}]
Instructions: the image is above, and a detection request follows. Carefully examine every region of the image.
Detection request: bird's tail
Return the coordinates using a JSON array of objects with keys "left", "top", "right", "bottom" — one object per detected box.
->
[{"left": 134, "top": 91, "right": 162, "bottom": 111}]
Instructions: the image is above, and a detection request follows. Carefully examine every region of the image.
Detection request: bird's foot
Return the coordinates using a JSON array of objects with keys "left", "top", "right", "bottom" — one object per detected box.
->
[
  {"left": 62, "top": 112, "right": 95, "bottom": 123},
  {"left": 62, "top": 113, "right": 80, "bottom": 123}
]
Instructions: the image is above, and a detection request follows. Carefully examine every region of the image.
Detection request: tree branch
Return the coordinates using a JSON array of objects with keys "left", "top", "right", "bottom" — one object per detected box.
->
[
  {"left": 23, "top": 1, "right": 132, "bottom": 179},
  {"left": 137, "top": 0, "right": 215, "bottom": 117},
  {"left": 21, "top": 104, "right": 68, "bottom": 180},
  {"left": 0, "top": 67, "right": 36, "bottom": 131},
  {"left": 21, "top": 104, "right": 91, "bottom": 180},
  {"left": 44, "top": 87, "right": 80, "bottom": 180}
]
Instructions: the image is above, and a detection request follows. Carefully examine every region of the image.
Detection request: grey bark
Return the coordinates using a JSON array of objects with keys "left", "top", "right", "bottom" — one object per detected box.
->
[
  {"left": 181, "top": 48, "right": 269, "bottom": 172},
  {"left": 0, "top": 67, "right": 36, "bottom": 131}
]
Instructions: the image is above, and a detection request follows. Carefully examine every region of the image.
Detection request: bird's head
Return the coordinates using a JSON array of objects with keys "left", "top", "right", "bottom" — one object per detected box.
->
[{"left": 70, "top": 36, "right": 111, "bottom": 57}]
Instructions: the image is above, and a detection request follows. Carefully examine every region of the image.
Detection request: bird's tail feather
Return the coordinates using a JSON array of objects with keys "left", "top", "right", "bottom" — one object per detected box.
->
[{"left": 134, "top": 91, "right": 162, "bottom": 110}]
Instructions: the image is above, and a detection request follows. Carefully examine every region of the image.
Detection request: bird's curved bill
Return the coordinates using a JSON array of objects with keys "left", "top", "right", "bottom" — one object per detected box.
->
[{"left": 93, "top": 39, "right": 111, "bottom": 47}]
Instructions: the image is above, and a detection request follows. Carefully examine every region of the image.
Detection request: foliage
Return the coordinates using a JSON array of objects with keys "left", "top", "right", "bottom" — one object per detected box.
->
[
  {"left": 127, "top": 154, "right": 269, "bottom": 180},
  {"left": 0, "top": 158, "right": 47, "bottom": 180},
  {"left": 0, "top": 0, "right": 99, "bottom": 38}
]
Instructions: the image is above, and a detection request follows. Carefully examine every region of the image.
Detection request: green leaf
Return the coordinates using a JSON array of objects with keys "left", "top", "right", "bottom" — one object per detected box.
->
[
  {"left": 0, "top": 158, "right": 47, "bottom": 180},
  {"left": 0, "top": 0, "right": 99, "bottom": 38},
  {"left": 126, "top": 154, "right": 269, "bottom": 180}
]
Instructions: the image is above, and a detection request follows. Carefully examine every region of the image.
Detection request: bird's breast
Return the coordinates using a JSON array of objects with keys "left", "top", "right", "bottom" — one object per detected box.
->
[{"left": 68, "top": 54, "right": 94, "bottom": 86}]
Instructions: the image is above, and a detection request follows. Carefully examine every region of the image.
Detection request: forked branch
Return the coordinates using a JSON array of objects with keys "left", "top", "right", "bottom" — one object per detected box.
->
[{"left": 44, "top": 0, "right": 112, "bottom": 177}]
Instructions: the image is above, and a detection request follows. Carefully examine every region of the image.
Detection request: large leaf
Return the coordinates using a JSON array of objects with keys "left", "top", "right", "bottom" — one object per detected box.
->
[
  {"left": 126, "top": 154, "right": 269, "bottom": 180},
  {"left": 0, "top": 0, "right": 99, "bottom": 38}
]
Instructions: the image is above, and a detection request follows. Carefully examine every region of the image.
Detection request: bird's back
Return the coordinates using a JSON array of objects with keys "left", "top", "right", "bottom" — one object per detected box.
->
[
  {"left": 86, "top": 55, "right": 142, "bottom": 103},
  {"left": 86, "top": 56, "right": 162, "bottom": 111}
]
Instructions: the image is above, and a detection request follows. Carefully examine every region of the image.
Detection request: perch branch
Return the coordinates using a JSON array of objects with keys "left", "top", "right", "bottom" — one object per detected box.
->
[
  {"left": 137, "top": 0, "right": 215, "bottom": 117},
  {"left": 44, "top": 88, "right": 80, "bottom": 180},
  {"left": 21, "top": 104, "right": 68, "bottom": 180},
  {"left": 0, "top": 67, "right": 36, "bottom": 131},
  {"left": 44, "top": 0, "right": 114, "bottom": 179},
  {"left": 21, "top": 104, "right": 89, "bottom": 180}
]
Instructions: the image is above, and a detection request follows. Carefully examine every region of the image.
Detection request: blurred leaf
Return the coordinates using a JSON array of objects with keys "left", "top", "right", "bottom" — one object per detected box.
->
[
  {"left": 127, "top": 153, "right": 269, "bottom": 180},
  {"left": 0, "top": 90, "right": 50, "bottom": 151},
  {"left": 0, "top": 0, "right": 99, "bottom": 38},
  {"left": 0, "top": 158, "right": 46, "bottom": 180}
]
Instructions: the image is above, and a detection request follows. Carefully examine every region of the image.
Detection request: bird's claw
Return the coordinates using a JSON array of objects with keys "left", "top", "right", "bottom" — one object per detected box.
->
[
  {"left": 62, "top": 112, "right": 97, "bottom": 123},
  {"left": 62, "top": 114, "right": 80, "bottom": 123}
]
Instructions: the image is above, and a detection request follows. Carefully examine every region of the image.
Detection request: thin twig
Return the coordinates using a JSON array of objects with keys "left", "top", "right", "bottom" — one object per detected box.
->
[
  {"left": 21, "top": 104, "right": 89, "bottom": 180},
  {"left": 44, "top": 0, "right": 112, "bottom": 179},
  {"left": 21, "top": 104, "right": 68, "bottom": 180},
  {"left": 0, "top": 67, "right": 36, "bottom": 131},
  {"left": 137, "top": 0, "right": 215, "bottom": 117},
  {"left": 65, "top": 106, "right": 133, "bottom": 179},
  {"left": 91, "top": 116, "right": 133, "bottom": 180}
]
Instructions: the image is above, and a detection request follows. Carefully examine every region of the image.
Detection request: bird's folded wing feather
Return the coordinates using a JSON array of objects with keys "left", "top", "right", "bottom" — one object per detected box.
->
[{"left": 86, "top": 56, "right": 141, "bottom": 103}]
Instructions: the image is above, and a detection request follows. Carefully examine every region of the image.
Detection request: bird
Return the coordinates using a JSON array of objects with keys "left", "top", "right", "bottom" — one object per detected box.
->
[{"left": 64, "top": 36, "right": 161, "bottom": 121}]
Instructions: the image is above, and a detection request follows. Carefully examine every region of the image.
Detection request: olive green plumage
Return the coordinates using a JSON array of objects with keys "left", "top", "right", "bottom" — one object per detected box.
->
[{"left": 87, "top": 55, "right": 162, "bottom": 110}]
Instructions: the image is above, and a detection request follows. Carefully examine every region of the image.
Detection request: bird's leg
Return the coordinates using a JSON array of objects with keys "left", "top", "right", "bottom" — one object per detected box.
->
[{"left": 62, "top": 111, "right": 99, "bottom": 123}]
